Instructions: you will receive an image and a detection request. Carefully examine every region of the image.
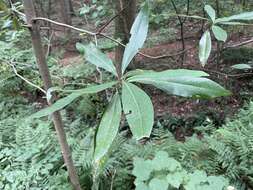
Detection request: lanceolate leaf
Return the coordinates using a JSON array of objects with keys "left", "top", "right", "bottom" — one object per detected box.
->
[
  {"left": 231, "top": 64, "right": 252, "bottom": 70},
  {"left": 199, "top": 30, "right": 212, "bottom": 66},
  {"left": 122, "top": 82, "right": 154, "bottom": 140},
  {"left": 127, "top": 69, "right": 209, "bottom": 81},
  {"left": 76, "top": 43, "right": 117, "bottom": 76},
  {"left": 215, "top": 11, "right": 253, "bottom": 23},
  {"left": 127, "top": 71, "right": 230, "bottom": 99},
  {"left": 30, "top": 82, "right": 117, "bottom": 119},
  {"left": 212, "top": 25, "right": 228, "bottom": 42},
  {"left": 94, "top": 93, "right": 122, "bottom": 162},
  {"left": 121, "top": 3, "right": 149, "bottom": 74},
  {"left": 204, "top": 5, "right": 216, "bottom": 22}
]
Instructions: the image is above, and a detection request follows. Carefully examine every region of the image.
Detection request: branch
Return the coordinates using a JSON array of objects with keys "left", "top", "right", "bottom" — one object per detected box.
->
[
  {"left": 3, "top": 61, "right": 46, "bottom": 94},
  {"left": 32, "top": 17, "right": 96, "bottom": 35}
]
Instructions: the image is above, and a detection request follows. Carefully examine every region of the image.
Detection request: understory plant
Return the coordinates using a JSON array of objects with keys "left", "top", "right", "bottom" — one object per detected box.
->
[
  {"left": 133, "top": 151, "right": 229, "bottom": 190},
  {"left": 31, "top": 2, "right": 230, "bottom": 168}
]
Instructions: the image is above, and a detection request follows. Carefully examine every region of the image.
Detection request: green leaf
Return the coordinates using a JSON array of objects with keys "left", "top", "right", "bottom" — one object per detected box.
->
[
  {"left": 212, "top": 25, "right": 228, "bottom": 42},
  {"left": 149, "top": 178, "right": 168, "bottom": 190},
  {"left": 122, "top": 82, "right": 154, "bottom": 140},
  {"left": 127, "top": 70, "right": 230, "bottom": 99},
  {"left": 231, "top": 64, "right": 252, "bottom": 70},
  {"left": 135, "top": 181, "right": 150, "bottom": 190},
  {"left": 199, "top": 30, "right": 212, "bottom": 66},
  {"left": 184, "top": 170, "right": 208, "bottom": 190},
  {"left": 207, "top": 176, "right": 229, "bottom": 190},
  {"left": 204, "top": 5, "right": 216, "bottom": 22},
  {"left": 133, "top": 157, "right": 153, "bottom": 181},
  {"left": 121, "top": 3, "right": 149, "bottom": 74},
  {"left": 94, "top": 93, "right": 122, "bottom": 162},
  {"left": 151, "top": 151, "right": 181, "bottom": 172},
  {"left": 167, "top": 170, "right": 187, "bottom": 188},
  {"left": 127, "top": 69, "right": 209, "bottom": 81},
  {"left": 30, "top": 82, "right": 117, "bottom": 119},
  {"left": 215, "top": 11, "right": 253, "bottom": 23},
  {"left": 76, "top": 43, "right": 117, "bottom": 76}
]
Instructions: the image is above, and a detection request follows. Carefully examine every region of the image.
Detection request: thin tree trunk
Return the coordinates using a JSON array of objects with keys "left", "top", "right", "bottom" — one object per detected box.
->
[
  {"left": 114, "top": 0, "right": 136, "bottom": 76},
  {"left": 58, "top": 0, "right": 72, "bottom": 34},
  {"left": 22, "top": 1, "right": 81, "bottom": 189}
]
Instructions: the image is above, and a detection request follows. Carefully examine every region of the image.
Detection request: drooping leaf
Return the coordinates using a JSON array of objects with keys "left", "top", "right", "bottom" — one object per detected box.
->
[
  {"left": 127, "top": 72, "right": 230, "bottom": 99},
  {"left": 121, "top": 3, "right": 149, "bottom": 74},
  {"left": 212, "top": 25, "right": 228, "bottom": 42},
  {"left": 76, "top": 43, "right": 117, "bottom": 76},
  {"left": 94, "top": 93, "right": 122, "bottom": 162},
  {"left": 215, "top": 11, "right": 253, "bottom": 23},
  {"left": 204, "top": 5, "right": 216, "bottom": 22},
  {"left": 199, "top": 30, "right": 212, "bottom": 66},
  {"left": 122, "top": 82, "right": 154, "bottom": 140},
  {"left": 30, "top": 82, "right": 117, "bottom": 119},
  {"left": 231, "top": 64, "right": 252, "bottom": 70}
]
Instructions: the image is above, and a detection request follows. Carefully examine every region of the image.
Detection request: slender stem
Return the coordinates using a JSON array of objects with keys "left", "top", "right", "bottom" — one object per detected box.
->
[{"left": 22, "top": 1, "right": 82, "bottom": 189}]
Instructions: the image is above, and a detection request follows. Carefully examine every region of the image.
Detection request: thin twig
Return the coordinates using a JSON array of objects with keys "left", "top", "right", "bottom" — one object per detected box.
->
[
  {"left": 4, "top": 61, "right": 46, "bottom": 94},
  {"left": 32, "top": 17, "right": 96, "bottom": 35},
  {"left": 96, "top": 5, "right": 127, "bottom": 34}
]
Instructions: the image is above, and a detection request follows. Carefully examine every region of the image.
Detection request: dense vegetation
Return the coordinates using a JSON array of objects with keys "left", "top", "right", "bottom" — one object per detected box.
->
[{"left": 1, "top": 0, "right": 253, "bottom": 190}]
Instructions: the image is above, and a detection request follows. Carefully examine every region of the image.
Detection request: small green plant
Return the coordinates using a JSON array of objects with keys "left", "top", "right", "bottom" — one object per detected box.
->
[
  {"left": 133, "top": 151, "right": 229, "bottom": 190},
  {"left": 199, "top": 4, "right": 253, "bottom": 66},
  {"left": 31, "top": 3, "right": 230, "bottom": 164}
]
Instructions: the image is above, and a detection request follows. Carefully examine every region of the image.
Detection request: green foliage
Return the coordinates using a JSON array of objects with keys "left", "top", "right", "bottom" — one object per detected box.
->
[
  {"left": 133, "top": 151, "right": 229, "bottom": 190},
  {"left": 122, "top": 82, "right": 154, "bottom": 139}
]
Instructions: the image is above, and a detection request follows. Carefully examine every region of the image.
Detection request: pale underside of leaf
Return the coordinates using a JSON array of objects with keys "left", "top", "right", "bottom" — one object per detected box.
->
[{"left": 199, "top": 30, "right": 212, "bottom": 66}]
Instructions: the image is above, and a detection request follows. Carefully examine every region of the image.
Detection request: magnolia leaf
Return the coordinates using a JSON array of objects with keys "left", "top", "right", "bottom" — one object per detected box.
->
[
  {"left": 212, "top": 25, "right": 228, "bottom": 42},
  {"left": 127, "top": 70, "right": 230, "bottom": 99},
  {"left": 94, "top": 93, "right": 122, "bottom": 162},
  {"left": 215, "top": 11, "right": 253, "bottom": 23},
  {"left": 121, "top": 3, "right": 149, "bottom": 74},
  {"left": 204, "top": 5, "right": 216, "bottom": 22},
  {"left": 30, "top": 82, "right": 117, "bottom": 119},
  {"left": 127, "top": 69, "right": 209, "bottom": 81},
  {"left": 76, "top": 43, "right": 117, "bottom": 76},
  {"left": 199, "top": 30, "right": 212, "bottom": 66},
  {"left": 122, "top": 82, "right": 154, "bottom": 140},
  {"left": 231, "top": 64, "right": 252, "bottom": 70}
]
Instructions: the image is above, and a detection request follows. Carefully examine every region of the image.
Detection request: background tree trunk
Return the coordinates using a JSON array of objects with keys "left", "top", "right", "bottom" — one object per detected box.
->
[
  {"left": 114, "top": 0, "right": 137, "bottom": 76},
  {"left": 58, "top": 0, "right": 72, "bottom": 25}
]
